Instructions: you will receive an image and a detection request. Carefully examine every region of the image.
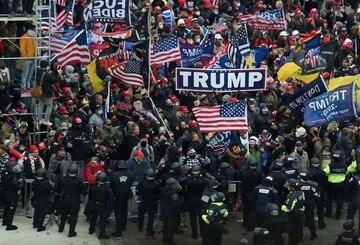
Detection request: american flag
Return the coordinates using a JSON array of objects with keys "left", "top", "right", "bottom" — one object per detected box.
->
[
  {"left": 228, "top": 23, "right": 250, "bottom": 69},
  {"left": 57, "top": 0, "right": 74, "bottom": 29},
  {"left": 91, "top": 29, "right": 132, "bottom": 40},
  {"left": 56, "top": 30, "right": 91, "bottom": 66},
  {"left": 49, "top": 29, "right": 80, "bottom": 54},
  {"left": 192, "top": 101, "right": 248, "bottom": 133},
  {"left": 305, "top": 47, "right": 320, "bottom": 68},
  {"left": 40, "top": 0, "right": 57, "bottom": 32},
  {"left": 150, "top": 36, "right": 181, "bottom": 65},
  {"left": 107, "top": 60, "right": 143, "bottom": 87},
  {"left": 238, "top": 9, "right": 286, "bottom": 30}
]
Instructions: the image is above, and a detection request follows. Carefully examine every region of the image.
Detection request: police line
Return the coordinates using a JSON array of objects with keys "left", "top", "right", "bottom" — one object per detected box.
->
[{"left": 176, "top": 68, "right": 267, "bottom": 92}]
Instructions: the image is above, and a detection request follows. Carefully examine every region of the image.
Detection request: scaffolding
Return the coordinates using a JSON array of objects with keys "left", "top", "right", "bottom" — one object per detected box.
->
[{"left": 0, "top": 0, "right": 52, "bottom": 140}]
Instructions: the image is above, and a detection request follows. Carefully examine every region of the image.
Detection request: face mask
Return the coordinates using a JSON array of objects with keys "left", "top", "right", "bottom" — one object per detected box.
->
[
  {"left": 159, "top": 23, "right": 164, "bottom": 29},
  {"left": 140, "top": 141, "right": 147, "bottom": 147},
  {"left": 214, "top": 11, "right": 218, "bottom": 14},
  {"left": 19, "top": 146, "right": 25, "bottom": 151},
  {"left": 195, "top": 11, "right": 200, "bottom": 16},
  {"left": 97, "top": 109, "right": 103, "bottom": 115}
]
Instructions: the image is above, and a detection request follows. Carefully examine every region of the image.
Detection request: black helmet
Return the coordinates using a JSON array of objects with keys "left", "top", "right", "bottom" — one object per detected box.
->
[
  {"left": 310, "top": 157, "right": 320, "bottom": 167},
  {"left": 67, "top": 164, "right": 79, "bottom": 177},
  {"left": 265, "top": 203, "right": 279, "bottom": 216},
  {"left": 284, "top": 156, "right": 294, "bottom": 166},
  {"left": 165, "top": 177, "right": 177, "bottom": 187},
  {"left": 96, "top": 172, "right": 107, "bottom": 184},
  {"left": 165, "top": 177, "right": 182, "bottom": 192},
  {"left": 170, "top": 162, "right": 181, "bottom": 172},
  {"left": 343, "top": 219, "right": 355, "bottom": 230},
  {"left": 220, "top": 162, "right": 230, "bottom": 170},
  {"left": 191, "top": 165, "right": 202, "bottom": 175},
  {"left": 248, "top": 157, "right": 258, "bottom": 169},
  {"left": 5, "top": 161, "right": 21, "bottom": 174},
  {"left": 253, "top": 227, "right": 270, "bottom": 239},
  {"left": 210, "top": 192, "right": 225, "bottom": 202},
  {"left": 332, "top": 150, "right": 342, "bottom": 161},
  {"left": 145, "top": 168, "right": 156, "bottom": 180},
  {"left": 272, "top": 159, "right": 284, "bottom": 171},
  {"left": 35, "top": 168, "right": 47, "bottom": 180},
  {"left": 209, "top": 179, "right": 220, "bottom": 188},
  {"left": 299, "top": 171, "right": 309, "bottom": 181},
  {"left": 264, "top": 176, "right": 273, "bottom": 185},
  {"left": 115, "top": 160, "right": 127, "bottom": 170},
  {"left": 288, "top": 178, "right": 299, "bottom": 189}
]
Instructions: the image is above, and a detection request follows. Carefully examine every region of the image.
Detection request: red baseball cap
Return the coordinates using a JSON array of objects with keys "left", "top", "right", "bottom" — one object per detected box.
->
[
  {"left": 134, "top": 150, "right": 145, "bottom": 158},
  {"left": 179, "top": 106, "right": 189, "bottom": 112}
]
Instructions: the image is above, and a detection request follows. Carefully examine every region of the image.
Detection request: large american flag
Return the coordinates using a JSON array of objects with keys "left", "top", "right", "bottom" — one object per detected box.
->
[
  {"left": 40, "top": 0, "right": 57, "bottom": 32},
  {"left": 49, "top": 29, "right": 80, "bottom": 54},
  {"left": 305, "top": 47, "right": 320, "bottom": 68},
  {"left": 238, "top": 9, "right": 286, "bottom": 30},
  {"left": 192, "top": 101, "right": 248, "bottom": 133},
  {"left": 108, "top": 60, "right": 143, "bottom": 87},
  {"left": 56, "top": 30, "right": 91, "bottom": 66},
  {"left": 57, "top": 0, "right": 74, "bottom": 29},
  {"left": 228, "top": 23, "right": 250, "bottom": 69},
  {"left": 150, "top": 36, "right": 181, "bottom": 65}
]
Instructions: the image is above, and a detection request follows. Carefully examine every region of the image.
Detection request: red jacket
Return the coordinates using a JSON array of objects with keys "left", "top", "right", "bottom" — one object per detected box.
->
[{"left": 85, "top": 162, "right": 105, "bottom": 183}]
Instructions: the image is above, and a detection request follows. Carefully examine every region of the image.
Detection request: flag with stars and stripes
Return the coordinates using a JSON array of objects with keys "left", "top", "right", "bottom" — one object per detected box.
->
[
  {"left": 55, "top": 29, "right": 91, "bottom": 66},
  {"left": 40, "top": 0, "right": 57, "bottom": 32},
  {"left": 228, "top": 23, "right": 250, "bottom": 69},
  {"left": 150, "top": 36, "right": 182, "bottom": 65},
  {"left": 192, "top": 101, "right": 248, "bottom": 133},
  {"left": 48, "top": 29, "right": 80, "bottom": 54},
  {"left": 57, "top": 0, "right": 74, "bottom": 29},
  {"left": 107, "top": 60, "right": 144, "bottom": 87},
  {"left": 305, "top": 47, "right": 320, "bottom": 68}
]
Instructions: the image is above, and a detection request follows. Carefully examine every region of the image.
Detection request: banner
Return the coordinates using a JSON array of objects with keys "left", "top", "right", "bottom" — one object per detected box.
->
[
  {"left": 287, "top": 76, "right": 328, "bottom": 116},
  {"left": 206, "top": 131, "right": 237, "bottom": 155},
  {"left": 277, "top": 62, "right": 319, "bottom": 83},
  {"left": 304, "top": 83, "right": 356, "bottom": 127},
  {"left": 238, "top": 9, "right": 286, "bottom": 30},
  {"left": 180, "top": 39, "right": 214, "bottom": 68},
  {"left": 83, "top": 0, "right": 131, "bottom": 24},
  {"left": 250, "top": 48, "right": 269, "bottom": 68},
  {"left": 176, "top": 68, "right": 267, "bottom": 92}
]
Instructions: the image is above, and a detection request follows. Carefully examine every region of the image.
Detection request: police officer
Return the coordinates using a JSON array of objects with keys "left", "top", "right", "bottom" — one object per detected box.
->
[
  {"left": 346, "top": 165, "right": 360, "bottom": 229},
  {"left": 58, "top": 164, "right": 85, "bottom": 237},
  {"left": 160, "top": 178, "right": 184, "bottom": 245},
  {"left": 335, "top": 220, "right": 360, "bottom": 245},
  {"left": 239, "top": 157, "right": 263, "bottom": 231},
  {"left": 201, "top": 192, "right": 228, "bottom": 245},
  {"left": 136, "top": 168, "right": 160, "bottom": 238},
  {"left": 110, "top": 160, "right": 134, "bottom": 238},
  {"left": 184, "top": 165, "right": 207, "bottom": 239},
  {"left": 201, "top": 179, "right": 220, "bottom": 211},
  {"left": 88, "top": 172, "right": 113, "bottom": 239},
  {"left": 262, "top": 203, "right": 287, "bottom": 245},
  {"left": 298, "top": 170, "right": 319, "bottom": 240},
  {"left": 32, "top": 168, "right": 53, "bottom": 232},
  {"left": 282, "top": 156, "right": 299, "bottom": 180},
  {"left": 253, "top": 227, "right": 277, "bottom": 245},
  {"left": 308, "top": 157, "right": 327, "bottom": 229},
  {"left": 254, "top": 176, "right": 279, "bottom": 227},
  {"left": 2, "top": 161, "right": 22, "bottom": 230},
  {"left": 324, "top": 150, "right": 347, "bottom": 219},
  {"left": 268, "top": 159, "right": 288, "bottom": 203},
  {"left": 281, "top": 179, "right": 305, "bottom": 245}
]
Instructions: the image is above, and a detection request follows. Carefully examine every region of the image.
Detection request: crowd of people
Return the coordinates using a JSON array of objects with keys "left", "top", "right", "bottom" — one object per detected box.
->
[{"left": 1, "top": 0, "right": 360, "bottom": 245}]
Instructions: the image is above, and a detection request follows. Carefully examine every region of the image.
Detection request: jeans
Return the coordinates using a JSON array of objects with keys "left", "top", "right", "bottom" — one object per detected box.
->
[
  {"left": 37, "top": 97, "right": 52, "bottom": 121},
  {"left": 21, "top": 59, "right": 35, "bottom": 89}
]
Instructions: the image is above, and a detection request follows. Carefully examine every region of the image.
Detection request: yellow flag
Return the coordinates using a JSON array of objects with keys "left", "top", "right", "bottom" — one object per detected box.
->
[
  {"left": 277, "top": 62, "right": 319, "bottom": 83},
  {"left": 328, "top": 74, "right": 360, "bottom": 100},
  {"left": 86, "top": 61, "right": 104, "bottom": 93}
]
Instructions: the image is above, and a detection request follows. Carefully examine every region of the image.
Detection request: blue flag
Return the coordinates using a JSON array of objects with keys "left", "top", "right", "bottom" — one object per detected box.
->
[
  {"left": 250, "top": 48, "right": 269, "bottom": 68},
  {"left": 304, "top": 35, "right": 321, "bottom": 49},
  {"left": 206, "top": 131, "right": 237, "bottom": 156},
  {"left": 304, "top": 83, "right": 356, "bottom": 126},
  {"left": 180, "top": 38, "right": 214, "bottom": 67}
]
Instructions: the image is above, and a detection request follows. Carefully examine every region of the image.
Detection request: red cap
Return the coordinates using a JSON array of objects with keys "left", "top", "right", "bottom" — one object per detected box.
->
[
  {"left": 294, "top": 7, "right": 301, "bottom": 15},
  {"left": 267, "top": 80, "right": 275, "bottom": 86},
  {"left": 73, "top": 116, "right": 82, "bottom": 124},
  {"left": 179, "top": 106, "right": 189, "bottom": 112},
  {"left": 178, "top": 0, "right": 185, "bottom": 7},
  {"left": 229, "top": 97, "right": 239, "bottom": 103},
  {"left": 66, "top": 99, "right": 74, "bottom": 106},
  {"left": 122, "top": 91, "right": 131, "bottom": 97},
  {"left": 63, "top": 87, "right": 71, "bottom": 94},
  {"left": 29, "top": 145, "right": 38, "bottom": 153},
  {"left": 9, "top": 157, "right": 16, "bottom": 162},
  {"left": 38, "top": 141, "right": 46, "bottom": 150},
  {"left": 189, "top": 120, "right": 197, "bottom": 127},
  {"left": 169, "top": 95, "right": 178, "bottom": 102},
  {"left": 322, "top": 72, "right": 331, "bottom": 78},
  {"left": 54, "top": 82, "right": 61, "bottom": 90},
  {"left": 160, "top": 77, "right": 168, "bottom": 83},
  {"left": 59, "top": 106, "right": 69, "bottom": 115},
  {"left": 154, "top": 6, "right": 162, "bottom": 12},
  {"left": 134, "top": 149, "right": 145, "bottom": 158}
]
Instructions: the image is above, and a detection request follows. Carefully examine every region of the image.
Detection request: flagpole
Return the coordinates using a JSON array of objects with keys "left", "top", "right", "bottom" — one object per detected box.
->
[
  {"left": 147, "top": 6, "right": 152, "bottom": 93},
  {"left": 50, "top": 29, "right": 84, "bottom": 62}
]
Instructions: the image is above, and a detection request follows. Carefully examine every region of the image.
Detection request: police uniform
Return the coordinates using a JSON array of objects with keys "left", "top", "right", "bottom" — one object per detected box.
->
[
  {"left": 88, "top": 173, "right": 113, "bottom": 239},
  {"left": 281, "top": 180, "right": 305, "bottom": 245},
  {"left": 58, "top": 164, "right": 86, "bottom": 237},
  {"left": 346, "top": 170, "right": 360, "bottom": 227},
  {"left": 323, "top": 151, "right": 347, "bottom": 219},
  {"left": 201, "top": 192, "right": 228, "bottom": 245},
  {"left": 110, "top": 161, "right": 134, "bottom": 237},
  {"left": 335, "top": 220, "right": 360, "bottom": 245}
]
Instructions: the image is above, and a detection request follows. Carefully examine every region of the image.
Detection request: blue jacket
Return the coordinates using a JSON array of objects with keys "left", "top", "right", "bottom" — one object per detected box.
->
[{"left": 126, "top": 157, "right": 151, "bottom": 182}]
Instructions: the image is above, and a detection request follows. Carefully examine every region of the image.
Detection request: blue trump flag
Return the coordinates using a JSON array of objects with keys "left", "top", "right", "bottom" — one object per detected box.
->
[
  {"left": 304, "top": 83, "right": 356, "bottom": 127},
  {"left": 250, "top": 48, "right": 269, "bottom": 68},
  {"left": 206, "top": 131, "right": 237, "bottom": 156},
  {"left": 304, "top": 35, "right": 321, "bottom": 49},
  {"left": 180, "top": 38, "right": 214, "bottom": 67},
  {"left": 287, "top": 76, "right": 328, "bottom": 116}
]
